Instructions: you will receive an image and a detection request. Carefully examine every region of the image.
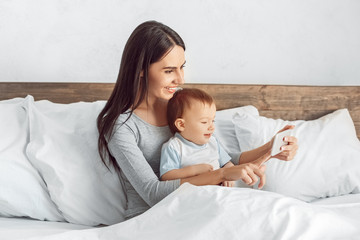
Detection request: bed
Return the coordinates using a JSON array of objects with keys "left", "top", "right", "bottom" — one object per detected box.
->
[{"left": 1, "top": 82, "right": 360, "bottom": 240}]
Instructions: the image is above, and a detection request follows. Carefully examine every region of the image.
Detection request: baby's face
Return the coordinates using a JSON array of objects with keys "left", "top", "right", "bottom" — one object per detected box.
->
[{"left": 180, "top": 102, "right": 216, "bottom": 145}]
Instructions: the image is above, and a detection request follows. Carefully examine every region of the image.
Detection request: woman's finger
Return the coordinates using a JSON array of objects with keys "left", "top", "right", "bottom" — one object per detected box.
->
[
  {"left": 284, "top": 136, "right": 297, "bottom": 144},
  {"left": 246, "top": 167, "right": 258, "bottom": 186},
  {"left": 280, "top": 144, "right": 298, "bottom": 153},
  {"left": 275, "top": 150, "right": 292, "bottom": 161},
  {"left": 280, "top": 143, "right": 298, "bottom": 160},
  {"left": 241, "top": 174, "right": 253, "bottom": 185},
  {"left": 253, "top": 167, "right": 266, "bottom": 189}
]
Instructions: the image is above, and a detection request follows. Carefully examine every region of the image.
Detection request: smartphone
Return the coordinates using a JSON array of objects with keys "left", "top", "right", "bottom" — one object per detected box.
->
[{"left": 271, "top": 129, "right": 293, "bottom": 156}]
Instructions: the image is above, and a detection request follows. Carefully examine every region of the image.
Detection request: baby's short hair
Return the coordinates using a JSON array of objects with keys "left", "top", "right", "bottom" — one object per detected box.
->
[{"left": 167, "top": 88, "right": 215, "bottom": 134}]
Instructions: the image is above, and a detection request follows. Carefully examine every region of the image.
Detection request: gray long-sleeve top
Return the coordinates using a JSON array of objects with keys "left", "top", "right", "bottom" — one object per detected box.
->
[{"left": 108, "top": 112, "right": 181, "bottom": 219}]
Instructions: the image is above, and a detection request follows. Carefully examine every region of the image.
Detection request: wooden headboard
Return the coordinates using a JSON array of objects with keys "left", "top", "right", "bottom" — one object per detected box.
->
[{"left": 1, "top": 82, "right": 359, "bottom": 138}]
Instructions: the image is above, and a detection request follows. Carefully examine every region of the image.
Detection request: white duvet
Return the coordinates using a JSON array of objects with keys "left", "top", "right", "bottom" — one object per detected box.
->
[{"left": 26, "top": 183, "right": 360, "bottom": 240}]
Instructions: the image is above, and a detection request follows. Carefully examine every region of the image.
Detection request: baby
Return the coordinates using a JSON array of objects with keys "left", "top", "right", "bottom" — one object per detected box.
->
[{"left": 160, "top": 88, "right": 235, "bottom": 187}]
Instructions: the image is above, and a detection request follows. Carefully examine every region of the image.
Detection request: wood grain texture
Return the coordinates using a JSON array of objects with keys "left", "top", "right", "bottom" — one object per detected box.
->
[
  {"left": 0, "top": 82, "right": 114, "bottom": 103},
  {"left": 1, "top": 82, "right": 359, "bottom": 138}
]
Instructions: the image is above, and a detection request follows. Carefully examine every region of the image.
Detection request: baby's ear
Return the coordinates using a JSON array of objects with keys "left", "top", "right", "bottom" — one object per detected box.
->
[{"left": 174, "top": 118, "right": 185, "bottom": 132}]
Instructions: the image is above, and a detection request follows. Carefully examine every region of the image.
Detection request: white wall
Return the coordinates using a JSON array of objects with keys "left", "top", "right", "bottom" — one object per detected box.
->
[{"left": 0, "top": 0, "right": 359, "bottom": 85}]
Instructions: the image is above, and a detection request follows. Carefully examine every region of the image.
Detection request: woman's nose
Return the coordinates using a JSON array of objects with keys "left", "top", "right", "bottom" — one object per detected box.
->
[{"left": 174, "top": 70, "right": 184, "bottom": 85}]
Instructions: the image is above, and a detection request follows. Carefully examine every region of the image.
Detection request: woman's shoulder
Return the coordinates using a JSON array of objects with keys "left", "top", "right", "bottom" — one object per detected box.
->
[
  {"left": 112, "top": 111, "right": 172, "bottom": 143},
  {"left": 116, "top": 111, "right": 132, "bottom": 122},
  {"left": 115, "top": 111, "right": 169, "bottom": 133},
  {"left": 113, "top": 112, "right": 138, "bottom": 132}
]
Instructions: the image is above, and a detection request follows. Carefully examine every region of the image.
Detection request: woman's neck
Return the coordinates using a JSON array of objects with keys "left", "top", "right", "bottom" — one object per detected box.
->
[{"left": 133, "top": 99, "right": 168, "bottom": 127}]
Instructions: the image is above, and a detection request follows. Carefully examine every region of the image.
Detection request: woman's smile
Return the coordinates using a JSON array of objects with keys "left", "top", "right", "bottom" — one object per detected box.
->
[{"left": 165, "top": 86, "right": 178, "bottom": 94}]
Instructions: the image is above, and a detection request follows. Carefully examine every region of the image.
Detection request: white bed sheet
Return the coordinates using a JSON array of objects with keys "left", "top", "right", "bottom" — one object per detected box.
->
[
  {"left": 19, "top": 183, "right": 360, "bottom": 240},
  {"left": 0, "top": 217, "right": 93, "bottom": 240},
  {"left": 311, "top": 192, "right": 360, "bottom": 205}
]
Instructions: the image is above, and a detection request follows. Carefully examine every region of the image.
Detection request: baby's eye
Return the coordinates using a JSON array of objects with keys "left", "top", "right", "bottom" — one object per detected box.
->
[{"left": 201, "top": 121, "right": 207, "bottom": 124}]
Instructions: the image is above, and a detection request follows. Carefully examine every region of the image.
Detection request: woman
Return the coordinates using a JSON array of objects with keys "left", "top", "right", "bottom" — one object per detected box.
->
[{"left": 97, "top": 20, "right": 298, "bottom": 220}]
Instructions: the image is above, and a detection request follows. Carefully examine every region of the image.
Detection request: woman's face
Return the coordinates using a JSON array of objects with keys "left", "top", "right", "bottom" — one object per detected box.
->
[{"left": 146, "top": 45, "right": 186, "bottom": 102}]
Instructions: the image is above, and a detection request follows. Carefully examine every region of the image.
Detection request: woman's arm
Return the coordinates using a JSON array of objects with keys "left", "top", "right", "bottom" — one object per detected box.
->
[
  {"left": 180, "top": 152, "right": 270, "bottom": 189},
  {"left": 108, "top": 118, "right": 180, "bottom": 207},
  {"left": 161, "top": 164, "right": 213, "bottom": 181},
  {"left": 239, "top": 141, "right": 272, "bottom": 164}
]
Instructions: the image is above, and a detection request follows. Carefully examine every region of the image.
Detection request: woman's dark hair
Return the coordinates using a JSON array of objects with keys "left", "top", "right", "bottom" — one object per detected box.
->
[
  {"left": 97, "top": 21, "right": 185, "bottom": 171},
  {"left": 167, "top": 88, "right": 215, "bottom": 135}
]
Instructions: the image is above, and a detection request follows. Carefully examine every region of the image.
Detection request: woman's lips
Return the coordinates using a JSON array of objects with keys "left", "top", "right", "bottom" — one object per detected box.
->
[
  {"left": 165, "top": 87, "right": 177, "bottom": 93},
  {"left": 165, "top": 86, "right": 182, "bottom": 93}
]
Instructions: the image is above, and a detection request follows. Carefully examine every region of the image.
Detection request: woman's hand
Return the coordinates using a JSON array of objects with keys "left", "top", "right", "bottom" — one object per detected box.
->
[
  {"left": 226, "top": 163, "right": 267, "bottom": 189},
  {"left": 271, "top": 125, "right": 298, "bottom": 161},
  {"left": 224, "top": 152, "right": 270, "bottom": 189}
]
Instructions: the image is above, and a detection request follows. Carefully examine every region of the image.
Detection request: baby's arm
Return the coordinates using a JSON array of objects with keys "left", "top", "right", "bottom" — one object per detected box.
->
[
  {"left": 161, "top": 164, "right": 214, "bottom": 181},
  {"left": 221, "top": 161, "right": 235, "bottom": 187}
]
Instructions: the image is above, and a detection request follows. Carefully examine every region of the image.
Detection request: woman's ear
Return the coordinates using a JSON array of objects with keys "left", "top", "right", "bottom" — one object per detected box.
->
[
  {"left": 174, "top": 118, "right": 185, "bottom": 132},
  {"left": 139, "top": 70, "right": 144, "bottom": 78}
]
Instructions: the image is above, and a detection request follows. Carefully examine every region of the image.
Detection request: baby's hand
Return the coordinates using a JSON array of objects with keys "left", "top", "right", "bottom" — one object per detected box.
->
[{"left": 222, "top": 181, "right": 235, "bottom": 187}]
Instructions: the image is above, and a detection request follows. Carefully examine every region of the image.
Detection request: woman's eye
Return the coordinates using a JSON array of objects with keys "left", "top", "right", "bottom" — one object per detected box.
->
[{"left": 165, "top": 70, "right": 173, "bottom": 74}]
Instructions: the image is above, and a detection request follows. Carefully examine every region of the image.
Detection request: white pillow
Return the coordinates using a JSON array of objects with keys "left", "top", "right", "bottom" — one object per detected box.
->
[
  {"left": 0, "top": 97, "right": 64, "bottom": 221},
  {"left": 215, "top": 105, "right": 259, "bottom": 188},
  {"left": 233, "top": 108, "right": 360, "bottom": 202},
  {"left": 215, "top": 105, "right": 259, "bottom": 154},
  {"left": 25, "top": 96, "right": 126, "bottom": 226}
]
